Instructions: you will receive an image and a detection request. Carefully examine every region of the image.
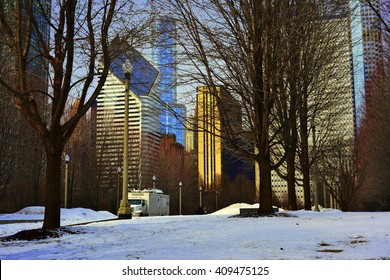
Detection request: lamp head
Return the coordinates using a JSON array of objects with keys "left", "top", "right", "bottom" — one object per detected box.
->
[{"left": 122, "top": 59, "right": 133, "bottom": 75}]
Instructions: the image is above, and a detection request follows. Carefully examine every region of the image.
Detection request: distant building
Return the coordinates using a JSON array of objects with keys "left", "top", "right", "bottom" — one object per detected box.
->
[
  {"left": 196, "top": 86, "right": 223, "bottom": 193},
  {"left": 151, "top": 16, "right": 187, "bottom": 147},
  {"left": 349, "top": 0, "right": 383, "bottom": 130},
  {"left": 270, "top": 2, "right": 383, "bottom": 208},
  {"left": 185, "top": 115, "right": 195, "bottom": 152},
  {"left": 0, "top": 0, "right": 51, "bottom": 209},
  {"left": 196, "top": 86, "right": 253, "bottom": 194},
  {"left": 96, "top": 41, "right": 160, "bottom": 191}
]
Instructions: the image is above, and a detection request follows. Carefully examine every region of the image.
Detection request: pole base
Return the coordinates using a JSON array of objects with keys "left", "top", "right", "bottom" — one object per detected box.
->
[{"left": 118, "top": 213, "right": 132, "bottom": 219}]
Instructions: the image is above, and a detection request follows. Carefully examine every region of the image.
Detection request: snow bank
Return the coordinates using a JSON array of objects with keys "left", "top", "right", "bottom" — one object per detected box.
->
[
  {"left": 15, "top": 206, "right": 45, "bottom": 216},
  {"left": 60, "top": 208, "right": 117, "bottom": 224},
  {"left": 0, "top": 207, "right": 117, "bottom": 224},
  {"left": 210, "top": 203, "right": 260, "bottom": 215}
]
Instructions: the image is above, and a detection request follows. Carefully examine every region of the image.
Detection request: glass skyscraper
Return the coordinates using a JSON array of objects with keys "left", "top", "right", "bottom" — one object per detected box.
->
[
  {"left": 349, "top": 0, "right": 382, "bottom": 130},
  {"left": 151, "top": 16, "right": 187, "bottom": 147}
]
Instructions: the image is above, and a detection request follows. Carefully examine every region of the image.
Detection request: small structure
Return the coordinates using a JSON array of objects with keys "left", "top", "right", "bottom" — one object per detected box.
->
[{"left": 128, "top": 189, "right": 170, "bottom": 216}]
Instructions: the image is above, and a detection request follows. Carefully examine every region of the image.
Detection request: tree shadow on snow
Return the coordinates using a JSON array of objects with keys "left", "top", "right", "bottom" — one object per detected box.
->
[{"left": 0, "top": 227, "right": 83, "bottom": 242}]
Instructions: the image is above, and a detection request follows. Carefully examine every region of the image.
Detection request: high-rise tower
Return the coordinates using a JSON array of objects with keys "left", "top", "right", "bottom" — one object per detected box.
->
[
  {"left": 349, "top": 0, "right": 383, "bottom": 130},
  {"left": 96, "top": 41, "right": 160, "bottom": 191},
  {"left": 151, "top": 16, "right": 187, "bottom": 147}
]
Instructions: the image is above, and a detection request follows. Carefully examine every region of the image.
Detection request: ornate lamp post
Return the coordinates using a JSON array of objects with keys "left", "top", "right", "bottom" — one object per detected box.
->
[
  {"left": 179, "top": 181, "right": 182, "bottom": 215},
  {"left": 118, "top": 59, "right": 132, "bottom": 219},
  {"left": 64, "top": 154, "right": 70, "bottom": 209},
  {"left": 152, "top": 175, "right": 156, "bottom": 189}
]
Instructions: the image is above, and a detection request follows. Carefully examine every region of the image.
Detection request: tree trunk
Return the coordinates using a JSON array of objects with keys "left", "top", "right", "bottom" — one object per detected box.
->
[
  {"left": 287, "top": 88, "right": 298, "bottom": 210},
  {"left": 300, "top": 130, "right": 312, "bottom": 210},
  {"left": 42, "top": 141, "right": 63, "bottom": 229},
  {"left": 300, "top": 95, "right": 312, "bottom": 210},
  {"left": 287, "top": 150, "right": 297, "bottom": 210},
  {"left": 258, "top": 157, "right": 274, "bottom": 215}
]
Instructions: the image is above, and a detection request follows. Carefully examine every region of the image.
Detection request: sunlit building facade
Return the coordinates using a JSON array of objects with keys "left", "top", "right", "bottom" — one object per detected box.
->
[
  {"left": 96, "top": 43, "right": 160, "bottom": 191},
  {"left": 196, "top": 86, "right": 250, "bottom": 190},
  {"left": 197, "top": 86, "right": 223, "bottom": 192},
  {"left": 349, "top": 0, "right": 383, "bottom": 130},
  {"left": 271, "top": 8, "right": 356, "bottom": 208}
]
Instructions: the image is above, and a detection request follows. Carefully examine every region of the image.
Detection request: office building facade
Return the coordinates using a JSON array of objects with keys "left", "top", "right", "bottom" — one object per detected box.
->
[
  {"left": 349, "top": 0, "right": 383, "bottom": 130},
  {"left": 197, "top": 86, "right": 223, "bottom": 192},
  {"left": 96, "top": 43, "right": 160, "bottom": 191}
]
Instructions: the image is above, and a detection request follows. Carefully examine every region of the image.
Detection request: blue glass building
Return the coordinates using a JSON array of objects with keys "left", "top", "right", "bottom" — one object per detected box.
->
[
  {"left": 151, "top": 16, "right": 187, "bottom": 147},
  {"left": 110, "top": 41, "right": 160, "bottom": 134}
]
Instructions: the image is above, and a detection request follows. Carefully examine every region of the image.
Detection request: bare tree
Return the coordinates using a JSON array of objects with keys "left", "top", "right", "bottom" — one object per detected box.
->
[
  {"left": 359, "top": 47, "right": 390, "bottom": 210},
  {"left": 166, "top": 0, "right": 297, "bottom": 215},
  {"left": 0, "top": 0, "right": 137, "bottom": 229},
  {"left": 318, "top": 138, "right": 365, "bottom": 211},
  {"left": 167, "top": 0, "right": 354, "bottom": 213},
  {"left": 358, "top": 0, "right": 390, "bottom": 212}
]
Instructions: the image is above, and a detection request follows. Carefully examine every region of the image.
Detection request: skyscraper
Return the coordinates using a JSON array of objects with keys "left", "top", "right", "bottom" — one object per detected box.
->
[
  {"left": 151, "top": 16, "right": 187, "bottom": 147},
  {"left": 349, "top": 0, "right": 383, "bottom": 130},
  {"left": 96, "top": 41, "right": 160, "bottom": 191},
  {"left": 196, "top": 86, "right": 251, "bottom": 187},
  {"left": 197, "top": 86, "right": 223, "bottom": 193}
]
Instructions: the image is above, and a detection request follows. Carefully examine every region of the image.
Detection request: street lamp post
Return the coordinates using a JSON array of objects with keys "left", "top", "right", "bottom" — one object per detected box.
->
[
  {"left": 152, "top": 175, "right": 156, "bottom": 189},
  {"left": 116, "top": 166, "right": 122, "bottom": 210},
  {"left": 118, "top": 59, "right": 132, "bottom": 219},
  {"left": 199, "top": 186, "right": 203, "bottom": 208},
  {"left": 64, "top": 154, "right": 70, "bottom": 209},
  {"left": 179, "top": 181, "right": 182, "bottom": 215}
]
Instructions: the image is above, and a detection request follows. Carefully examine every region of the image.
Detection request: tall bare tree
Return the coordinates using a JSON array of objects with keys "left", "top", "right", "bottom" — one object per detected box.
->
[
  {"left": 167, "top": 0, "right": 353, "bottom": 213},
  {"left": 349, "top": 1, "right": 389, "bottom": 210},
  {"left": 166, "top": 0, "right": 294, "bottom": 214},
  {"left": 0, "top": 0, "right": 132, "bottom": 229}
]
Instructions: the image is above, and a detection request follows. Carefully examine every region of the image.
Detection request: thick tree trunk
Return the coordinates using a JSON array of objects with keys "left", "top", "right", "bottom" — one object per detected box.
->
[
  {"left": 258, "top": 158, "right": 274, "bottom": 215},
  {"left": 42, "top": 142, "right": 63, "bottom": 229}
]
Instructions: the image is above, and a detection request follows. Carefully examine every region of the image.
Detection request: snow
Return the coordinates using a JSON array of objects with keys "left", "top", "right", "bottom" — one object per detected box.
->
[
  {"left": 0, "top": 205, "right": 389, "bottom": 260},
  {"left": 210, "top": 203, "right": 258, "bottom": 215}
]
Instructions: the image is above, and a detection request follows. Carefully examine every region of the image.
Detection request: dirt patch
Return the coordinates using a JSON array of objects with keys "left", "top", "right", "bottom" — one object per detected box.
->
[
  {"left": 350, "top": 239, "right": 367, "bottom": 245},
  {"left": 349, "top": 236, "right": 367, "bottom": 245},
  {"left": 230, "top": 212, "right": 297, "bottom": 218},
  {"left": 318, "top": 242, "right": 332, "bottom": 247},
  {"left": 0, "top": 227, "right": 82, "bottom": 242},
  {"left": 317, "top": 249, "right": 344, "bottom": 253}
]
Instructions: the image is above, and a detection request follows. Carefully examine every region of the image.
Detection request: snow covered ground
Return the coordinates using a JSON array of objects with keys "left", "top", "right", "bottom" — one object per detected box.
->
[{"left": 0, "top": 204, "right": 389, "bottom": 260}]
